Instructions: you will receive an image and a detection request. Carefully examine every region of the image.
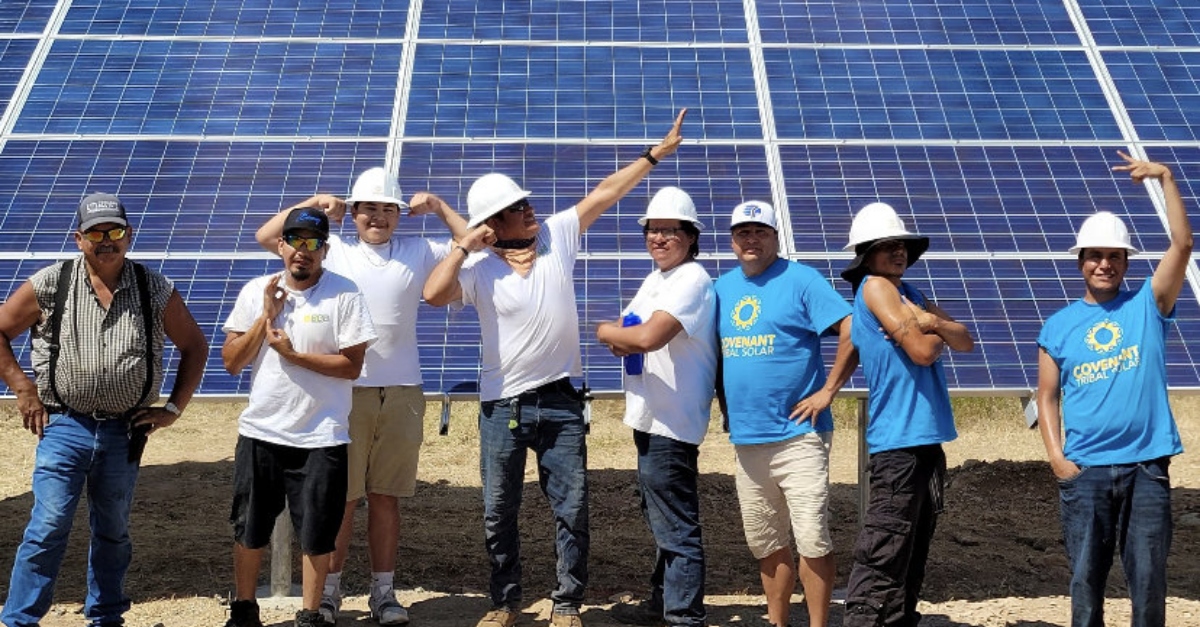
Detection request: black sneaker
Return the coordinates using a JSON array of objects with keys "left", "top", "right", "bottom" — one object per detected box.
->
[
  {"left": 225, "top": 600, "right": 263, "bottom": 627},
  {"left": 296, "top": 609, "right": 333, "bottom": 627},
  {"left": 609, "top": 599, "right": 662, "bottom": 626}
]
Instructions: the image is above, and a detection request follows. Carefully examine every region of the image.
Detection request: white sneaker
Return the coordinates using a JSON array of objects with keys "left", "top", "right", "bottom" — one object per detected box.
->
[
  {"left": 318, "top": 587, "right": 342, "bottom": 625},
  {"left": 369, "top": 587, "right": 410, "bottom": 625}
]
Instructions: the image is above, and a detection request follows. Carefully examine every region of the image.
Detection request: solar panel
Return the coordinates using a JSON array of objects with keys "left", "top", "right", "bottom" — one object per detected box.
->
[{"left": 0, "top": 0, "right": 1198, "bottom": 397}]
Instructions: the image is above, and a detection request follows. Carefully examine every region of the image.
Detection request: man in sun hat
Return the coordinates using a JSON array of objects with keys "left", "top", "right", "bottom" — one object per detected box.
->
[
  {"left": 839, "top": 202, "right": 974, "bottom": 627},
  {"left": 713, "top": 200, "right": 858, "bottom": 627},
  {"left": 596, "top": 186, "right": 716, "bottom": 627},
  {"left": 1036, "top": 152, "right": 1192, "bottom": 627},
  {"left": 257, "top": 167, "right": 467, "bottom": 624},
  {"left": 223, "top": 206, "right": 376, "bottom": 627},
  {"left": 423, "top": 110, "right": 687, "bottom": 627},
  {"left": 0, "top": 192, "right": 208, "bottom": 627}
]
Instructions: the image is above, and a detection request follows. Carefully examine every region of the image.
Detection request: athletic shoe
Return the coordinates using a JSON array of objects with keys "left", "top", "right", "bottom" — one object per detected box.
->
[
  {"left": 368, "top": 586, "right": 410, "bottom": 625},
  {"left": 318, "top": 587, "right": 342, "bottom": 624},
  {"left": 609, "top": 599, "right": 662, "bottom": 626},
  {"left": 225, "top": 600, "right": 263, "bottom": 627}
]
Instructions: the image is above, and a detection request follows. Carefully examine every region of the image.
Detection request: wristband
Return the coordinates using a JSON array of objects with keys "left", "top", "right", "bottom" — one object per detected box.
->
[
  {"left": 455, "top": 245, "right": 470, "bottom": 258},
  {"left": 163, "top": 402, "right": 182, "bottom": 416},
  {"left": 640, "top": 147, "right": 659, "bottom": 166}
]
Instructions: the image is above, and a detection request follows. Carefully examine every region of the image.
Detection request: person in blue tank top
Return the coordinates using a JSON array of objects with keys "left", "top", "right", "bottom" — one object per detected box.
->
[
  {"left": 715, "top": 201, "right": 858, "bottom": 627},
  {"left": 838, "top": 202, "right": 975, "bottom": 627},
  {"left": 1036, "top": 152, "right": 1192, "bottom": 627}
]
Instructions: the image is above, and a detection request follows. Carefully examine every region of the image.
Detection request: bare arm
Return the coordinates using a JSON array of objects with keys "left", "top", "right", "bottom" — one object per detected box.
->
[
  {"left": 790, "top": 316, "right": 859, "bottom": 424},
  {"left": 1036, "top": 347, "right": 1079, "bottom": 480},
  {"left": 132, "top": 290, "right": 208, "bottom": 431},
  {"left": 922, "top": 301, "right": 975, "bottom": 352},
  {"left": 576, "top": 109, "right": 687, "bottom": 232},
  {"left": 255, "top": 194, "right": 347, "bottom": 253},
  {"left": 269, "top": 339, "right": 369, "bottom": 380},
  {"left": 0, "top": 281, "right": 49, "bottom": 437},
  {"left": 1113, "top": 152, "right": 1194, "bottom": 316},
  {"left": 221, "top": 276, "right": 286, "bottom": 374},
  {"left": 861, "top": 277, "right": 946, "bottom": 366},
  {"left": 596, "top": 310, "right": 684, "bottom": 355},
  {"left": 409, "top": 192, "right": 470, "bottom": 242},
  {"left": 424, "top": 223, "right": 496, "bottom": 306}
]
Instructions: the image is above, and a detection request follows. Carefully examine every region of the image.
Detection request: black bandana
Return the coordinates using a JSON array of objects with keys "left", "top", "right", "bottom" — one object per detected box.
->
[{"left": 492, "top": 237, "right": 536, "bottom": 249}]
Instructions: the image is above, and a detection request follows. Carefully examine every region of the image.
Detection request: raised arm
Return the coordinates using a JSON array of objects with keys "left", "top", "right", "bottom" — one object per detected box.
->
[
  {"left": 0, "top": 281, "right": 50, "bottom": 436},
  {"left": 596, "top": 311, "right": 684, "bottom": 355},
  {"left": 424, "top": 224, "right": 495, "bottom": 306},
  {"left": 789, "top": 316, "right": 859, "bottom": 425},
  {"left": 1036, "top": 347, "right": 1078, "bottom": 480},
  {"left": 409, "top": 191, "right": 470, "bottom": 242},
  {"left": 1113, "top": 151, "right": 1194, "bottom": 316},
  {"left": 576, "top": 109, "right": 687, "bottom": 232},
  {"left": 255, "top": 194, "right": 347, "bottom": 253},
  {"left": 221, "top": 276, "right": 285, "bottom": 374},
  {"left": 861, "top": 278, "right": 946, "bottom": 367}
]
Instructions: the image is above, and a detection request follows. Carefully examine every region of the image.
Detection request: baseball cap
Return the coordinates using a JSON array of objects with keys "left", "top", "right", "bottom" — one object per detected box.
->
[
  {"left": 77, "top": 193, "right": 128, "bottom": 231},
  {"left": 729, "top": 201, "right": 777, "bottom": 230},
  {"left": 282, "top": 206, "right": 330, "bottom": 238}
]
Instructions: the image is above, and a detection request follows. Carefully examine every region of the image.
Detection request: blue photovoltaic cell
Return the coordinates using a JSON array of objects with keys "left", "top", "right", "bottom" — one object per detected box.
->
[
  {"left": 1081, "top": 0, "right": 1200, "bottom": 47},
  {"left": 398, "top": 142, "right": 772, "bottom": 256},
  {"left": 0, "top": 39, "right": 36, "bottom": 113},
  {"left": 406, "top": 44, "right": 758, "bottom": 140},
  {"left": 755, "top": 0, "right": 1079, "bottom": 46},
  {"left": 60, "top": 0, "right": 410, "bottom": 38},
  {"left": 15, "top": 39, "right": 400, "bottom": 136},
  {"left": 0, "top": 0, "right": 55, "bottom": 34},
  {"left": 0, "top": 140, "right": 388, "bottom": 254},
  {"left": 419, "top": 0, "right": 746, "bottom": 43},
  {"left": 1104, "top": 51, "right": 1200, "bottom": 142},
  {"left": 767, "top": 48, "right": 1120, "bottom": 141},
  {"left": 780, "top": 144, "right": 1174, "bottom": 256}
]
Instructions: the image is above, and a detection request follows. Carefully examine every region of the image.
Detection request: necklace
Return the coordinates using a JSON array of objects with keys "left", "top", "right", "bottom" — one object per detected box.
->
[{"left": 359, "top": 238, "right": 394, "bottom": 267}]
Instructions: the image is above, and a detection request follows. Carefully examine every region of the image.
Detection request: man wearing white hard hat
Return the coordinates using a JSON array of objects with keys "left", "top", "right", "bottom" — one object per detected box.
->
[
  {"left": 714, "top": 200, "right": 858, "bottom": 627},
  {"left": 424, "top": 110, "right": 686, "bottom": 627},
  {"left": 595, "top": 186, "right": 716, "bottom": 627},
  {"left": 838, "top": 202, "right": 974, "bottom": 627},
  {"left": 1036, "top": 152, "right": 1192, "bottom": 627},
  {"left": 256, "top": 167, "right": 468, "bottom": 625}
]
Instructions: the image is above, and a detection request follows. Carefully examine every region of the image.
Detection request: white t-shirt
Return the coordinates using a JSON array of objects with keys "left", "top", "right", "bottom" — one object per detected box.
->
[
  {"left": 621, "top": 261, "right": 718, "bottom": 445},
  {"left": 223, "top": 270, "right": 377, "bottom": 448},
  {"left": 458, "top": 209, "right": 582, "bottom": 401},
  {"left": 323, "top": 233, "right": 449, "bottom": 387}
]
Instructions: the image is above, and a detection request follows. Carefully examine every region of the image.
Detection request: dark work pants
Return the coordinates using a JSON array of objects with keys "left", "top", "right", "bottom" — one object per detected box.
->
[{"left": 843, "top": 444, "right": 946, "bottom": 627}]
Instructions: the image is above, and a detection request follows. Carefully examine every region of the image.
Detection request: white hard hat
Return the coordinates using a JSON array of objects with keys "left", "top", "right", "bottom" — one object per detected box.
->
[
  {"left": 467, "top": 173, "right": 532, "bottom": 229},
  {"left": 844, "top": 202, "right": 921, "bottom": 250},
  {"left": 346, "top": 167, "right": 408, "bottom": 209},
  {"left": 637, "top": 186, "right": 704, "bottom": 230},
  {"left": 1069, "top": 211, "right": 1138, "bottom": 255},
  {"left": 729, "top": 200, "right": 778, "bottom": 230}
]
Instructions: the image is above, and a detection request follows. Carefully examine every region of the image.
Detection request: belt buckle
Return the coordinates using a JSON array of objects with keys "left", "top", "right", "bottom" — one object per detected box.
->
[{"left": 90, "top": 409, "right": 122, "bottom": 421}]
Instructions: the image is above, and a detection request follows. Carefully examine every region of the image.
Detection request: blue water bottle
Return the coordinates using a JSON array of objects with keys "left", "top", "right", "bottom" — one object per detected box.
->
[{"left": 621, "top": 313, "right": 643, "bottom": 375}]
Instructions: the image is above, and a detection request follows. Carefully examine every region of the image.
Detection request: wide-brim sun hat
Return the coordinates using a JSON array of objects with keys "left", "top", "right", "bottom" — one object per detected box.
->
[
  {"left": 1068, "top": 210, "right": 1138, "bottom": 255},
  {"left": 637, "top": 186, "right": 705, "bottom": 230},
  {"left": 840, "top": 202, "right": 930, "bottom": 291},
  {"left": 467, "top": 172, "right": 532, "bottom": 229}
]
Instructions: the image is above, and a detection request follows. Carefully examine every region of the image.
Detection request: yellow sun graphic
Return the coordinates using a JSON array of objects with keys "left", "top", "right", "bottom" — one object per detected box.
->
[
  {"left": 731, "top": 295, "right": 761, "bottom": 331},
  {"left": 1085, "top": 320, "right": 1122, "bottom": 353}
]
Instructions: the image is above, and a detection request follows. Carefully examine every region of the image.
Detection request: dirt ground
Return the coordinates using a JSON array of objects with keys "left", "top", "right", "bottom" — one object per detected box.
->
[{"left": 2, "top": 397, "right": 1200, "bottom": 627}]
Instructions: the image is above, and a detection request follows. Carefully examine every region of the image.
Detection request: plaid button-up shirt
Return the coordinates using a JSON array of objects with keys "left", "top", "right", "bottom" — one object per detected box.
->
[{"left": 28, "top": 257, "right": 173, "bottom": 414}]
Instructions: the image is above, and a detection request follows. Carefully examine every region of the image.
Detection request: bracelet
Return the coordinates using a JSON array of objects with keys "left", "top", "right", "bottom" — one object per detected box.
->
[
  {"left": 455, "top": 245, "right": 470, "bottom": 258},
  {"left": 640, "top": 147, "right": 659, "bottom": 166}
]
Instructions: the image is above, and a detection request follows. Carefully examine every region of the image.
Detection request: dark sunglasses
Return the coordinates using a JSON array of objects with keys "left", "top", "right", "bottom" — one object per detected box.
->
[
  {"left": 283, "top": 234, "right": 327, "bottom": 251},
  {"left": 503, "top": 199, "right": 531, "bottom": 214},
  {"left": 82, "top": 227, "right": 128, "bottom": 243}
]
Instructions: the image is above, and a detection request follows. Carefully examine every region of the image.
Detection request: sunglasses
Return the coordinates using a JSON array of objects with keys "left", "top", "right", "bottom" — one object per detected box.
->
[
  {"left": 504, "top": 199, "right": 531, "bottom": 214},
  {"left": 283, "top": 234, "right": 327, "bottom": 251},
  {"left": 82, "top": 227, "right": 128, "bottom": 243}
]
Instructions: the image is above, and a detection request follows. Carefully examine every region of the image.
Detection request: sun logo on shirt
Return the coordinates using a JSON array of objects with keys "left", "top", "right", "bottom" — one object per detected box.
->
[
  {"left": 1084, "top": 320, "right": 1122, "bottom": 353},
  {"left": 731, "top": 295, "right": 761, "bottom": 331}
]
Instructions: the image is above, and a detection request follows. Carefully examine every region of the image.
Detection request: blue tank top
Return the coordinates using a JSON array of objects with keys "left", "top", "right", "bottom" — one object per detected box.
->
[{"left": 851, "top": 278, "right": 957, "bottom": 454}]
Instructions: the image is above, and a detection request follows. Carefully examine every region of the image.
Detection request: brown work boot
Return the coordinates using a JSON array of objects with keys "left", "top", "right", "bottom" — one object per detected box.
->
[
  {"left": 550, "top": 611, "right": 584, "bottom": 627},
  {"left": 476, "top": 608, "right": 519, "bottom": 627}
]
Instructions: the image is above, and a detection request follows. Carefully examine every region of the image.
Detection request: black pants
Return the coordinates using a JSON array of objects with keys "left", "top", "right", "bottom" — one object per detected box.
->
[{"left": 843, "top": 444, "right": 946, "bottom": 627}]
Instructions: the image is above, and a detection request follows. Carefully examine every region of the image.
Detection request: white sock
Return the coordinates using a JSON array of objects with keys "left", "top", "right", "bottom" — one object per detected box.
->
[
  {"left": 371, "top": 572, "right": 394, "bottom": 595},
  {"left": 324, "top": 572, "right": 342, "bottom": 596}
]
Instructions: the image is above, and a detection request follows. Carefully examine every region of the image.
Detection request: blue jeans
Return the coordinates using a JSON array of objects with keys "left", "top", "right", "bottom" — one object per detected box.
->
[
  {"left": 633, "top": 430, "right": 706, "bottom": 626},
  {"left": 2, "top": 414, "right": 141, "bottom": 627},
  {"left": 479, "top": 380, "right": 589, "bottom": 614},
  {"left": 1059, "top": 457, "right": 1172, "bottom": 627}
]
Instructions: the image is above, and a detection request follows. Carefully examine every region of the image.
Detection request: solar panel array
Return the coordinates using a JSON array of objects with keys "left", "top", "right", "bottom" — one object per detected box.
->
[{"left": 1, "top": 0, "right": 1198, "bottom": 397}]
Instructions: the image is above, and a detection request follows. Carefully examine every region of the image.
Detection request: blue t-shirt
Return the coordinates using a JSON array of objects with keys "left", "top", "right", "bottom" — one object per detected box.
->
[
  {"left": 1037, "top": 280, "right": 1182, "bottom": 466},
  {"left": 715, "top": 258, "right": 851, "bottom": 445},
  {"left": 851, "top": 278, "right": 956, "bottom": 454}
]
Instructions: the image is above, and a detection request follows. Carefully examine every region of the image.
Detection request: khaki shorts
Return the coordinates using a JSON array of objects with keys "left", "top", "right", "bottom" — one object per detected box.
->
[
  {"left": 346, "top": 385, "right": 425, "bottom": 501},
  {"left": 735, "top": 431, "right": 833, "bottom": 559}
]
